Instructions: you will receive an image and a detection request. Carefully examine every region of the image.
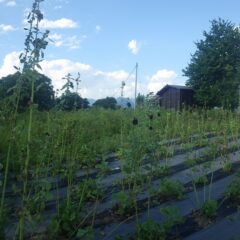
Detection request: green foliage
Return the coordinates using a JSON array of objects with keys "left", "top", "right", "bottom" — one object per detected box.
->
[
  {"left": 76, "top": 228, "right": 93, "bottom": 240},
  {"left": 137, "top": 219, "right": 166, "bottom": 240},
  {"left": 55, "top": 72, "right": 89, "bottom": 111},
  {"left": 0, "top": 71, "right": 54, "bottom": 111},
  {"left": 137, "top": 207, "right": 183, "bottom": 240},
  {"left": 56, "top": 92, "right": 89, "bottom": 111},
  {"left": 225, "top": 178, "right": 240, "bottom": 202},
  {"left": 1, "top": 103, "right": 240, "bottom": 239},
  {"left": 136, "top": 93, "right": 145, "bottom": 106},
  {"left": 160, "top": 206, "right": 184, "bottom": 230},
  {"left": 183, "top": 18, "right": 240, "bottom": 109},
  {"left": 159, "top": 179, "right": 184, "bottom": 200},
  {"left": 200, "top": 199, "right": 218, "bottom": 219},
  {"left": 49, "top": 202, "right": 81, "bottom": 238},
  {"left": 72, "top": 179, "right": 103, "bottom": 202},
  {"left": 222, "top": 159, "right": 232, "bottom": 173},
  {"left": 61, "top": 73, "right": 74, "bottom": 93},
  {"left": 112, "top": 191, "right": 135, "bottom": 216},
  {"left": 193, "top": 175, "right": 208, "bottom": 186},
  {"left": 93, "top": 97, "right": 117, "bottom": 109}
]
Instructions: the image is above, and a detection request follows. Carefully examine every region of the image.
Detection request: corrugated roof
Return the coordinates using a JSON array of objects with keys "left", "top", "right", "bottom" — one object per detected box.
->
[{"left": 156, "top": 84, "right": 193, "bottom": 95}]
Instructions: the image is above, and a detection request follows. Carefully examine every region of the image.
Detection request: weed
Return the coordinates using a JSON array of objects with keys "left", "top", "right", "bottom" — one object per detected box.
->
[
  {"left": 193, "top": 175, "right": 208, "bottom": 187},
  {"left": 112, "top": 191, "right": 135, "bottom": 216},
  {"left": 159, "top": 179, "right": 184, "bottom": 200},
  {"left": 136, "top": 206, "right": 183, "bottom": 240},
  {"left": 200, "top": 199, "right": 218, "bottom": 219},
  {"left": 225, "top": 178, "right": 240, "bottom": 202}
]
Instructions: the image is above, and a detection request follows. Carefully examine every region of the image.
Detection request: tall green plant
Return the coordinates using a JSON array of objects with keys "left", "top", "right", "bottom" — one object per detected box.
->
[
  {"left": 0, "top": 1, "right": 50, "bottom": 238},
  {"left": 15, "top": 1, "right": 50, "bottom": 239}
]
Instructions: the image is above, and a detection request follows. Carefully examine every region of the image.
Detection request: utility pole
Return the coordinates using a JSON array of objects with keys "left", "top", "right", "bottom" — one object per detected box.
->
[{"left": 134, "top": 62, "right": 138, "bottom": 111}]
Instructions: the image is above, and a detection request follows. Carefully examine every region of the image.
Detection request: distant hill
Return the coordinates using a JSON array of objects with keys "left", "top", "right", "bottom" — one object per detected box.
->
[
  {"left": 87, "top": 98, "right": 96, "bottom": 106},
  {"left": 87, "top": 97, "right": 134, "bottom": 108}
]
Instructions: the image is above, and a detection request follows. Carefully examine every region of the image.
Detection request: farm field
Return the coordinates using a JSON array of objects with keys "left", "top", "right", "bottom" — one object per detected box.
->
[
  {"left": 1, "top": 0, "right": 240, "bottom": 239},
  {"left": 1, "top": 107, "right": 240, "bottom": 239}
]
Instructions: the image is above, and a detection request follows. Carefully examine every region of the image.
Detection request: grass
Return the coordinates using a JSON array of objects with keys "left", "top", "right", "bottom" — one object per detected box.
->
[{"left": 1, "top": 106, "right": 240, "bottom": 239}]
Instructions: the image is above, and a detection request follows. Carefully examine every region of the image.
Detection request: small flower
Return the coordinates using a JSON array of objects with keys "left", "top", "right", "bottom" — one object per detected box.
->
[{"left": 132, "top": 117, "right": 138, "bottom": 125}]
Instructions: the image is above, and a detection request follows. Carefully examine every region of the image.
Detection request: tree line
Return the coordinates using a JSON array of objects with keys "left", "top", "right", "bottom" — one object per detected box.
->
[{"left": 0, "top": 71, "right": 127, "bottom": 111}]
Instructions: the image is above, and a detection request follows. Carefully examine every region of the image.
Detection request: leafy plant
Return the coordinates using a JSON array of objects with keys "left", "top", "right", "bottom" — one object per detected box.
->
[
  {"left": 160, "top": 206, "right": 184, "bottom": 231},
  {"left": 193, "top": 175, "right": 208, "bottom": 187},
  {"left": 225, "top": 178, "right": 240, "bottom": 202},
  {"left": 222, "top": 159, "right": 232, "bottom": 173},
  {"left": 159, "top": 179, "right": 184, "bottom": 200},
  {"left": 200, "top": 199, "right": 218, "bottom": 219},
  {"left": 72, "top": 179, "right": 103, "bottom": 202},
  {"left": 137, "top": 219, "right": 166, "bottom": 240},
  {"left": 137, "top": 207, "right": 183, "bottom": 240},
  {"left": 49, "top": 201, "right": 81, "bottom": 238},
  {"left": 112, "top": 191, "right": 135, "bottom": 216}
]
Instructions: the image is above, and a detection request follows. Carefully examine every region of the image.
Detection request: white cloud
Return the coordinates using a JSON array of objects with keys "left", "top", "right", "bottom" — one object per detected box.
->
[
  {"left": 39, "top": 59, "right": 92, "bottom": 91},
  {"left": 39, "top": 18, "right": 78, "bottom": 29},
  {"left": 95, "top": 25, "right": 101, "bottom": 33},
  {"left": 94, "top": 70, "right": 130, "bottom": 80},
  {"left": 0, "top": 0, "right": 16, "bottom": 6},
  {"left": 62, "top": 36, "right": 81, "bottom": 49},
  {"left": 54, "top": 5, "right": 62, "bottom": 10},
  {"left": 0, "top": 52, "right": 20, "bottom": 78},
  {"left": 0, "top": 24, "right": 15, "bottom": 33},
  {"left": 49, "top": 33, "right": 62, "bottom": 41},
  {"left": 147, "top": 69, "right": 177, "bottom": 93},
  {"left": 6, "top": 0, "right": 16, "bottom": 6},
  {"left": 0, "top": 52, "right": 140, "bottom": 99},
  {"left": 49, "top": 33, "right": 86, "bottom": 49},
  {"left": 39, "top": 60, "right": 130, "bottom": 99},
  {"left": 91, "top": 70, "right": 136, "bottom": 99},
  {"left": 128, "top": 40, "right": 140, "bottom": 55}
]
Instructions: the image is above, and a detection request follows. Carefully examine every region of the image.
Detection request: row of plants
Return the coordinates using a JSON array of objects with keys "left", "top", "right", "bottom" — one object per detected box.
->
[{"left": 3, "top": 125, "right": 240, "bottom": 239}]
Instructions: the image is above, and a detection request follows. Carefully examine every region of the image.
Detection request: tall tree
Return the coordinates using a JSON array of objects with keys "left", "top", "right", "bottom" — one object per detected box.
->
[
  {"left": 93, "top": 97, "right": 117, "bottom": 109},
  {"left": 183, "top": 18, "right": 240, "bottom": 109},
  {"left": 56, "top": 72, "right": 89, "bottom": 110},
  {"left": 0, "top": 71, "right": 54, "bottom": 111}
]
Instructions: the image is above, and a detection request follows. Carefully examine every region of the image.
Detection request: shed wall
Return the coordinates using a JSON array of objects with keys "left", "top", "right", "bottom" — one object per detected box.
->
[
  {"left": 180, "top": 89, "right": 195, "bottom": 108},
  {"left": 159, "top": 88, "right": 180, "bottom": 109}
]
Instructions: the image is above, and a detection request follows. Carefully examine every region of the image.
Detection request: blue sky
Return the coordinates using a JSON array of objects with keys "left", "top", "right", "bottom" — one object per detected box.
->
[{"left": 0, "top": 0, "right": 240, "bottom": 99}]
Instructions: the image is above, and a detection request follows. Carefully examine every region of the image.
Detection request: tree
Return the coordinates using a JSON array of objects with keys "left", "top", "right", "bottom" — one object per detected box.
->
[
  {"left": 56, "top": 92, "right": 89, "bottom": 111},
  {"left": 55, "top": 72, "right": 88, "bottom": 111},
  {"left": 183, "top": 18, "right": 240, "bottom": 109},
  {"left": 136, "top": 93, "right": 145, "bottom": 106},
  {"left": 93, "top": 97, "right": 117, "bottom": 109},
  {"left": 0, "top": 71, "right": 55, "bottom": 111}
]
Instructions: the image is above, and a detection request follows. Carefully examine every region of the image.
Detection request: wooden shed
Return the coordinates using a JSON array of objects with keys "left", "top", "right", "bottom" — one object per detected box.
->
[{"left": 156, "top": 85, "right": 195, "bottom": 110}]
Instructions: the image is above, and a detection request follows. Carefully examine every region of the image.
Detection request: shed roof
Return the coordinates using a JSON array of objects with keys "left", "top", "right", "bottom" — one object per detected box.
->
[{"left": 156, "top": 84, "right": 193, "bottom": 96}]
